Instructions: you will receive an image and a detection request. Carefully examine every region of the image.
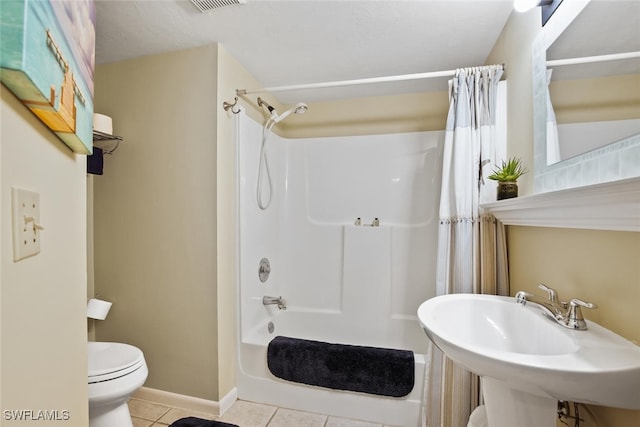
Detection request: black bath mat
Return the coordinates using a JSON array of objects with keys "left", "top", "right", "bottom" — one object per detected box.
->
[
  {"left": 170, "top": 417, "right": 238, "bottom": 427},
  {"left": 267, "top": 336, "right": 415, "bottom": 397}
]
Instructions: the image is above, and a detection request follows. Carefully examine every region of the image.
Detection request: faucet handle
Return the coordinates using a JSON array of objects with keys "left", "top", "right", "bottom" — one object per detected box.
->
[
  {"left": 538, "top": 284, "right": 558, "bottom": 302},
  {"left": 569, "top": 298, "right": 597, "bottom": 310},
  {"left": 566, "top": 298, "right": 597, "bottom": 330}
]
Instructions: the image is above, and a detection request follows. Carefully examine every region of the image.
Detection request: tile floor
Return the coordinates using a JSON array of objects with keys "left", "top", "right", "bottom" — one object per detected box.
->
[{"left": 129, "top": 398, "right": 402, "bottom": 427}]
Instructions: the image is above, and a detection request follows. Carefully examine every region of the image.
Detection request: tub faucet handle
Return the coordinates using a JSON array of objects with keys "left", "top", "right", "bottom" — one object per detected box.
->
[{"left": 258, "top": 258, "right": 271, "bottom": 282}]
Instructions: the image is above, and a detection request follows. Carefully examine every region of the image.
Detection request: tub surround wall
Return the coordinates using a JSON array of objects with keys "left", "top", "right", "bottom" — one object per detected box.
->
[
  {"left": 238, "top": 121, "right": 443, "bottom": 348},
  {"left": 94, "top": 45, "right": 219, "bottom": 401},
  {"left": 215, "top": 46, "right": 453, "bottom": 401},
  {"left": 235, "top": 113, "right": 442, "bottom": 425},
  {"left": 1, "top": 85, "right": 88, "bottom": 424}
]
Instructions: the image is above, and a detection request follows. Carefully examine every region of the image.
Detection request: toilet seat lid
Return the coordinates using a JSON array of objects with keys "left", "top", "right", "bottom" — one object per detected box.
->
[{"left": 88, "top": 342, "right": 145, "bottom": 381}]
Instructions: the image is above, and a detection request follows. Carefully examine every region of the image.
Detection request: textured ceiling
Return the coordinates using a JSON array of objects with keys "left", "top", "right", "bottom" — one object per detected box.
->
[
  {"left": 94, "top": 0, "right": 638, "bottom": 104},
  {"left": 95, "top": 0, "right": 514, "bottom": 102}
]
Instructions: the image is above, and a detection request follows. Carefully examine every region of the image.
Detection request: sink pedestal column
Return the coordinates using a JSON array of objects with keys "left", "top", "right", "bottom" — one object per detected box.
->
[{"left": 482, "top": 377, "right": 557, "bottom": 427}]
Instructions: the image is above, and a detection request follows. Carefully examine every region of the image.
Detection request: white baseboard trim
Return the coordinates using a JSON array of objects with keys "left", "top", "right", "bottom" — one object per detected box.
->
[
  {"left": 133, "top": 386, "right": 238, "bottom": 416},
  {"left": 218, "top": 387, "right": 238, "bottom": 415}
]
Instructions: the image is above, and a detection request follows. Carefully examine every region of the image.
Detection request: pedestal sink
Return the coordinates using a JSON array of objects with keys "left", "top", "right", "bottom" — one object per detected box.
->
[{"left": 417, "top": 294, "right": 640, "bottom": 427}]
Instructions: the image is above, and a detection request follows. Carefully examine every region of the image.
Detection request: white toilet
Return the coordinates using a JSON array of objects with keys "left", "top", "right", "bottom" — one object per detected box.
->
[{"left": 88, "top": 341, "right": 148, "bottom": 427}]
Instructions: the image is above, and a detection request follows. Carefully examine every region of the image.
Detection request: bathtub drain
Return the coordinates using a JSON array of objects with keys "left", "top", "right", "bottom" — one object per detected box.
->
[{"left": 268, "top": 322, "right": 275, "bottom": 334}]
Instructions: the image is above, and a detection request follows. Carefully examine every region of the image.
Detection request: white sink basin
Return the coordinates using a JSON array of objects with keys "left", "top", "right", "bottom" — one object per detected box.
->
[{"left": 418, "top": 294, "right": 640, "bottom": 426}]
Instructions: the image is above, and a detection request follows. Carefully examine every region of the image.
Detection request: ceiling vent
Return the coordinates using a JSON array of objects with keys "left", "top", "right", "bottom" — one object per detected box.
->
[{"left": 189, "top": 0, "right": 247, "bottom": 13}]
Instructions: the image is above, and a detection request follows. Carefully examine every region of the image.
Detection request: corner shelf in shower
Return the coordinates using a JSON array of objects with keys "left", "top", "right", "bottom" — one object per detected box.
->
[{"left": 92, "top": 130, "right": 123, "bottom": 154}]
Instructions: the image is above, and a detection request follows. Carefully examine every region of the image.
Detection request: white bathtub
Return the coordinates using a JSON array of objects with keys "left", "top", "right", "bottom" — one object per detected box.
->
[
  {"left": 235, "top": 112, "right": 443, "bottom": 426},
  {"left": 238, "top": 309, "right": 427, "bottom": 427}
]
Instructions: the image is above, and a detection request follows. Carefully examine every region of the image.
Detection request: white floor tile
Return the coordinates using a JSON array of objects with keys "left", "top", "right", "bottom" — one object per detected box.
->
[
  {"left": 132, "top": 416, "right": 155, "bottom": 427},
  {"left": 217, "top": 400, "right": 277, "bottom": 427},
  {"left": 131, "top": 397, "right": 395, "bottom": 427},
  {"left": 267, "top": 408, "right": 326, "bottom": 427},
  {"left": 128, "top": 398, "right": 171, "bottom": 421},
  {"left": 326, "top": 416, "right": 382, "bottom": 427}
]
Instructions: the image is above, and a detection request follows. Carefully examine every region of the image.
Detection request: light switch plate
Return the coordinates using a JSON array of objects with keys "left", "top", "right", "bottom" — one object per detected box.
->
[{"left": 12, "top": 187, "right": 41, "bottom": 261}]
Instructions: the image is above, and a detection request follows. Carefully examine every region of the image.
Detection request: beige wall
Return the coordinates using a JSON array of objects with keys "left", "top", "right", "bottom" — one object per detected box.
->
[
  {"left": 87, "top": 175, "right": 95, "bottom": 341},
  {"left": 281, "top": 90, "right": 448, "bottom": 138},
  {"left": 1, "top": 85, "right": 88, "bottom": 425},
  {"left": 550, "top": 73, "right": 640, "bottom": 124},
  {"left": 93, "top": 45, "right": 219, "bottom": 401},
  {"left": 486, "top": 8, "right": 540, "bottom": 197},
  {"left": 508, "top": 226, "right": 640, "bottom": 426}
]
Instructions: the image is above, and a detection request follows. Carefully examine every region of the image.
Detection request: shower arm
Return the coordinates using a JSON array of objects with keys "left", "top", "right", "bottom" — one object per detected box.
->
[
  {"left": 254, "top": 97, "right": 308, "bottom": 125},
  {"left": 257, "top": 97, "right": 276, "bottom": 117}
]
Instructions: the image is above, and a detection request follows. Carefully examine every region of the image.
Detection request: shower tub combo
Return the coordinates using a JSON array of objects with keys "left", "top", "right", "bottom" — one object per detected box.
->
[{"left": 235, "top": 111, "right": 444, "bottom": 426}]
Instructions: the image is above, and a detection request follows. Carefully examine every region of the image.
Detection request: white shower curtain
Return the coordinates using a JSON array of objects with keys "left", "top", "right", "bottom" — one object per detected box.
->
[{"left": 423, "top": 66, "right": 509, "bottom": 427}]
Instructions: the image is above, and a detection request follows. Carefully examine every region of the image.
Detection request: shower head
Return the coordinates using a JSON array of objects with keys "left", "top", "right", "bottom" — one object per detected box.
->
[
  {"left": 293, "top": 103, "right": 309, "bottom": 114},
  {"left": 272, "top": 102, "right": 308, "bottom": 124}
]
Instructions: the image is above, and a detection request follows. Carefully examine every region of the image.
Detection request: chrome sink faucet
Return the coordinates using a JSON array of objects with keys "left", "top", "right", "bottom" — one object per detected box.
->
[
  {"left": 515, "top": 284, "right": 597, "bottom": 330},
  {"left": 263, "top": 295, "right": 287, "bottom": 310}
]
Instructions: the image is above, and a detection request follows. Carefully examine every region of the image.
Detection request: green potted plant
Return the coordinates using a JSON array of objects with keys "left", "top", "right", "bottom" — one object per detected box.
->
[{"left": 488, "top": 157, "right": 527, "bottom": 200}]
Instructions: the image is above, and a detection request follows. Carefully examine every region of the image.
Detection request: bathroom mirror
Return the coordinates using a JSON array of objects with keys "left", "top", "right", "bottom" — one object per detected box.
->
[{"left": 533, "top": 0, "right": 640, "bottom": 193}]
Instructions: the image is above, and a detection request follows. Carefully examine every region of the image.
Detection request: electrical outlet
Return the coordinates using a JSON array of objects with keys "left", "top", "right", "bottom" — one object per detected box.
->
[{"left": 12, "top": 187, "right": 43, "bottom": 261}]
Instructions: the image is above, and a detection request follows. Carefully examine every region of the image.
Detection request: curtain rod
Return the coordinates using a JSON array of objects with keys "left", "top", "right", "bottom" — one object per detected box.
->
[
  {"left": 546, "top": 51, "right": 640, "bottom": 67},
  {"left": 236, "top": 64, "right": 504, "bottom": 96}
]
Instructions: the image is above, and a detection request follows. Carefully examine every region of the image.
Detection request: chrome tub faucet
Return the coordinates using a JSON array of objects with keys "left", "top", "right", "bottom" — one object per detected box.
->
[
  {"left": 263, "top": 295, "right": 287, "bottom": 310},
  {"left": 515, "top": 284, "right": 597, "bottom": 330}
]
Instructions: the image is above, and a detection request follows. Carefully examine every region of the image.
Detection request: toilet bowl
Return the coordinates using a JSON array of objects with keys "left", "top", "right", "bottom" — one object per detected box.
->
[{"left": 88, "top": 341, "right": 148, "bottom": 427}]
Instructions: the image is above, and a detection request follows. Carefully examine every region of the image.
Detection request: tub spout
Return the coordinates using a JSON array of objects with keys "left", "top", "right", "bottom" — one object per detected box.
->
[{"left": 263, "top": 296, "right": 287, "bottom": 310}]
